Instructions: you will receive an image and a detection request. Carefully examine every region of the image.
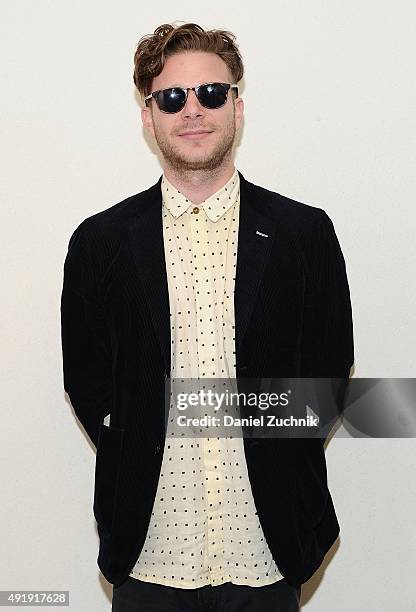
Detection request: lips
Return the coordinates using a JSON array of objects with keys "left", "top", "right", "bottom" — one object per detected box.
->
[
  {"left": 178, "top": 129, "right": 213, "bottom": 139},
  {"left": 179, "top": 130, "right": 211, "bottom": 135}
]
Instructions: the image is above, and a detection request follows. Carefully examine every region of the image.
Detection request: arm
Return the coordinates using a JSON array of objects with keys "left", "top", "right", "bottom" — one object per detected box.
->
[
  {"left": 60, "top": 222, "right": 113, "bottom": 449},
  {"left": 300, "top": 210, "right": 354, "bottom": 441}
]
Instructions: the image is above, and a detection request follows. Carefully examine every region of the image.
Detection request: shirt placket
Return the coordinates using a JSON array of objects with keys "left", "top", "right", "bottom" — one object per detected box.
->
[{"left": 189, "top": 205, "right": 226, "bottom": 584}]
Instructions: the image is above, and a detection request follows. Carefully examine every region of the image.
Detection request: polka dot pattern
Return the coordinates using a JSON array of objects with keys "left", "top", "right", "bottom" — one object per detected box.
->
[{"left": 129, "top": 169, "right": 283, "bottom": 589}]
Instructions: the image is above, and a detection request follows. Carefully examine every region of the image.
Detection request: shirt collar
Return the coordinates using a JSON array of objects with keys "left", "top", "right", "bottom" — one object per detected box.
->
[{"left": 161, "top": 168, "right": 240, "bottom": 222}]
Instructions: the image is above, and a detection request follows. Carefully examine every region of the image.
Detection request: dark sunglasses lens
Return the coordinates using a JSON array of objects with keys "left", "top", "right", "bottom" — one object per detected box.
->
[
  {"left": 156, "top": 88, "right": 186, "bottom": 113},
  {"left": 198, "top": 83, "right": 228, "bottom": 108}
]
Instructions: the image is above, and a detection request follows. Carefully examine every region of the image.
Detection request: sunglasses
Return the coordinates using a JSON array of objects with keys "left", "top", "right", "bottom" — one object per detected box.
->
[{"left": 144, "top": 82, "right": 238, "bottom": 114}]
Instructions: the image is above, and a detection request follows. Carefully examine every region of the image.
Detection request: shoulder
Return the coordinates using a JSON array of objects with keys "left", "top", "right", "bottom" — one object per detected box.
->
[
  {"left": 66, "top": 178, "right": 162, "bottom": 248},
  {"left": 238, "top": 171, "right": 335, "bottom": 240},
  {"left": 240, "top": 172, "right": 329, "bottom": 222}
]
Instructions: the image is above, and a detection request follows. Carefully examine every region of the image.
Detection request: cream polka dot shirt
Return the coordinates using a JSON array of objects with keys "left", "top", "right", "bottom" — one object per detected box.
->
[{"left": 129, "top": 168, "right": 284, "bottom": 588}]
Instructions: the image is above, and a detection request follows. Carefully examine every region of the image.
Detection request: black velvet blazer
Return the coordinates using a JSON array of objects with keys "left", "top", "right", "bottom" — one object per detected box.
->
[{"left": 60, "top": 170, "right": 354, "bottom": 588}]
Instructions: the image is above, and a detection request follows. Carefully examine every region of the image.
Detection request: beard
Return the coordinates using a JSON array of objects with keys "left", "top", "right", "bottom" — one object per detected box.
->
[{"left": 152, "top": 113, "right": 236, "bottom": 173}]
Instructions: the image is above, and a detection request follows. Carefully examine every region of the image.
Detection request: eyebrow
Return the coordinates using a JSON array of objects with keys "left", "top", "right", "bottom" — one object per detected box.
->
[{"left": 157, "top": 81, "right": 217, "bottom": 89}]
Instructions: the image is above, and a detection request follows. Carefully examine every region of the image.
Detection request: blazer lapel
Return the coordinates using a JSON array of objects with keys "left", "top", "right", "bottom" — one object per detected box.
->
[
  {"left": 127, "top": 179, "right": 171, "bottom": 375},
  {"left": 235, "top": 171, "right": 277, "bottom": 356},
  {"left": 127, "top": 171, "right": 278, "bottom": 376}
]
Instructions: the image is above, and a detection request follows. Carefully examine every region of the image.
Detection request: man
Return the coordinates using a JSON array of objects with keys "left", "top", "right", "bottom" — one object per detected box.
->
[{"left": 61, "top": 22, "right": 354, "bottom": 612}]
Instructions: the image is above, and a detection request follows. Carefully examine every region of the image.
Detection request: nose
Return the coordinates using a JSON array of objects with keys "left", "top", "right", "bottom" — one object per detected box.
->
[{"left": 181, "top": 89, "right": 205, "bottom": 119}]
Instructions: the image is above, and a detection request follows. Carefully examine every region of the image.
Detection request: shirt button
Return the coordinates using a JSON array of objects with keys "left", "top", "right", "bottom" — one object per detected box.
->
[{"left": 192, "top": 206, "right": 200, "bottom": 214}]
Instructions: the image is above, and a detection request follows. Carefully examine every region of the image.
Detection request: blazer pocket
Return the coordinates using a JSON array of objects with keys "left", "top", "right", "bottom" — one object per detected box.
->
[{"left": 93, "top": 421, "right": 124, "bottom": 534}]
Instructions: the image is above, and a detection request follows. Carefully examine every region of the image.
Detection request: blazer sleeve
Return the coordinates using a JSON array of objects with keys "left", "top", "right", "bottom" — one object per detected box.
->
[
  {"left": 60, "top": 221, "right": 113, "bottom": 449},
  {"left": 300, "top": 210, "right": 354, "bottom": 439}
]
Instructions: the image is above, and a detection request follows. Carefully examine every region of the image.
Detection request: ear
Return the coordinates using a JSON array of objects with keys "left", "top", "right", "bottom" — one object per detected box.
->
[
  {"left": 141, "top": 104, "right": 155, "bottom": 138},
  {"left": 234, "top": 95, "right": 244, "bottom": 131}
]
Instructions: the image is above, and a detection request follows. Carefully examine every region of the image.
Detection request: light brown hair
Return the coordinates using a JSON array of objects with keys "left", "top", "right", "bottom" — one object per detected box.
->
[{"left": 133, "top": 22, "right": 244, "bottom": 101}]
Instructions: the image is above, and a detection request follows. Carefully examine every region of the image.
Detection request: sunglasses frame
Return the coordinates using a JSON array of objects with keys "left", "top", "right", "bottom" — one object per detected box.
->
[{"left": 144, "top": 82, "right": 239, "bottom": 113}]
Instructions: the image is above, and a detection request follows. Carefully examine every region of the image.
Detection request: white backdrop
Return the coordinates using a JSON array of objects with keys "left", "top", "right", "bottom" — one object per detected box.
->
[{"left": 1, "top": 1, "right": 415, "bottom": 610}]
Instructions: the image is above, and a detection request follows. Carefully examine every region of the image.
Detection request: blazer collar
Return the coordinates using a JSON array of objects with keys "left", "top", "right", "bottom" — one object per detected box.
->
[{"left": 127, "top": 170, "right": 278, "bottom": 375}]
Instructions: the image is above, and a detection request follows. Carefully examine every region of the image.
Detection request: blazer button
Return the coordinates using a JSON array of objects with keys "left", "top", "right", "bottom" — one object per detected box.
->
[{"left": 154, "top": 443, "right": 161, "bottom": 454}]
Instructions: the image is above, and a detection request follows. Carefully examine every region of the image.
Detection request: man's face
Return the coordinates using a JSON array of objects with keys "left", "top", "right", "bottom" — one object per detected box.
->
[{"left": 141, "top": 51, "right": 244, "bottom": 172}]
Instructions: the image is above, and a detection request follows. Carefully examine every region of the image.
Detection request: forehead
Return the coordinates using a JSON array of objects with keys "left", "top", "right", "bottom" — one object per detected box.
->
[{"left": 151, "top": 51, "right": 231, "bottom": 90}]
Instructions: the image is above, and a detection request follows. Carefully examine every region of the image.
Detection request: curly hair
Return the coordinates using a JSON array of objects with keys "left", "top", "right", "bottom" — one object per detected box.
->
[{"left": 133, "top": 22, "right": 244, "bottom": 100}]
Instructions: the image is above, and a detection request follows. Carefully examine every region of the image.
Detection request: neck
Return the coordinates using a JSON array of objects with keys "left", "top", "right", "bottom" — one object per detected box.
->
[{"left": 162, "top": 159, "right": 236, "bottom": 205}]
